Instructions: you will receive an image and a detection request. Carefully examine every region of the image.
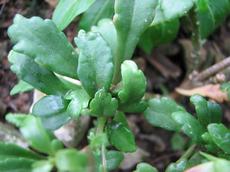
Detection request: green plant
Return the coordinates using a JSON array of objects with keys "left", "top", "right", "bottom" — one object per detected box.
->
[{"left": 3, "top": 0, "right": 230, "bottom": 171}]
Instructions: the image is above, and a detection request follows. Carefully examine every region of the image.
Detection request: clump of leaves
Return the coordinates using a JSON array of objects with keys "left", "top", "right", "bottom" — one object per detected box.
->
[{"left": 3, "top": 0, "right": 230, "bottom": 171}]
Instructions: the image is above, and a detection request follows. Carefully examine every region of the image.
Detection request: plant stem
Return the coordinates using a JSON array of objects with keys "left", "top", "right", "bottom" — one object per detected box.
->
[
  {"left": 177, "top": 144, "right": 196, "bottom": 163},
  {"left": 96, "top": 117, "right": 107, "bottom": 172}
]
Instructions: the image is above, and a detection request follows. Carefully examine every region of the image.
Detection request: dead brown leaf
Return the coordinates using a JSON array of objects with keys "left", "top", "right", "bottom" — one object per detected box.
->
[{"left": 176, "top": 84, "right": 228, "bottom": 103}]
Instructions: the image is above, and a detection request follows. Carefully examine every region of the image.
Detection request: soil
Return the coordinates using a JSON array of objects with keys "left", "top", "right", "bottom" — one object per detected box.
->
[{"left": 0, "top": 1, "right": 230, "bottom": 172}]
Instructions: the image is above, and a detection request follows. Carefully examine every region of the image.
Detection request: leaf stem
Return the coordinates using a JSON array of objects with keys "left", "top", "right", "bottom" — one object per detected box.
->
[
  {"left": 177, "top": 144, "right": 196, "bottom": 162},
  {"left": 96, "top": 117, "right": 107, "bottom": 172}
]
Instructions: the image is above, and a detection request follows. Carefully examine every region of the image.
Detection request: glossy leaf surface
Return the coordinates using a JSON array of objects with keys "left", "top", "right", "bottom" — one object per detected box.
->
[
  {"left": 152, "top": 0, "right": 194, "bottom": 25},
  {"left": 195, "top": 0, "right": 230, "bottom": 38},
  {"left": 32, "top": 95, "right": 71, "bottom": 130},
  {"left": 75, "top": 30, "right": 114, "bottom": 97},
  {"left": 8, "top": 14, "right": 78, "bottom": 78},
  {"left": 207, "top": 124, "right": 230, "bottom": 154},
  {"left": 118, "top": 60, "right": 146, "bottom": 105},
  {"left": 144, "top": 97, "right": 185, "bottom": 131},
  {"left": 190, "top": 95, "right": 222, "bottom": 127},
  {"left": 113, "top": 0, "right": 157, "bottom": 81},
  {"left": 90, "top": 89, "right": 118, "bottom": 117},
  {"left": 172, "top": 111, "right": 205, "bottom": 143},
  {"left": 107, "top": 121, "right": 136, "bottom": 152},
  {"left": 53, "top": 0, "right": 95, "bottom": 31},
  {"left": 9, "top": 51, "right": 68, "bottom": 95}
]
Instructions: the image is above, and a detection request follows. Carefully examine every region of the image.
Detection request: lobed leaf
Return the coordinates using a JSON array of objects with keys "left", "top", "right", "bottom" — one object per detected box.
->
[
  {"left": 207, "top": 124, "right": 230, "bottom": 154},
  {"left": 172, "top": 111, "right": 205, "bottom": 143},
  {"left": 8, "top": 14, "right": 78, "bottom": 79},
  {"left": 90, "top": 89, "right": 118, "bottom": 117},
  {"left": 91, "top": 19, "right": 117, "bottom": 60},
  {"left": 118, "top": 60, "right": 146, "bottom": 105},
  {"left": 144, "top": 97, "right": 185, "bottom": 131},
  {"left": 107, "top": 121, "right": 136, "bottom": 153},
  {"left": 9, "top": 51, "right": 68, "bottom": 95},
  {"left": 75, "top": 30, "right": 114, "bottom": 97},
  {"left": 190, "top": 95, "right": 222, "bottom": 127}
]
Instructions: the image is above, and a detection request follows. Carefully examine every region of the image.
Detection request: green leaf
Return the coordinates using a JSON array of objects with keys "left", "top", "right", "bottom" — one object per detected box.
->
[
  {"left": 207, "top": 124, "right": 230, "bottom": 154},
  {"left": 152, "top": 0, "right": 193, "bottom": 25},
  {"left": 6, "top": 114, "right": 53, "bottom": 154},
  {"left": 64, "top": 89, "right": 90, "bottom": 109},
  {"left": 0, "top": 142, "right": 42, "bottom": 160},
  {"left": 190, "top": 95, "right": 222, "bottom": 127},
  {"left": 88, "top": 132, "right": 108, "bottom": 149},
  {"left": 172, "top": 111, "right": 205, "bottom": 143},
  {"left": 119, "top": 100, "right": 147, "bottom": 113},
  {"left": 139, "top": 18, "right": 179, "bottom": 54},
  {"left": 135, "top": 163, "right": 158, "bottom": 172},
  {"left": 202, "top": 132, "right": 220, "bottom": 153},
  {"left": 186, "top": 154, "right": 230, "bottom": 172},
  {"left": 195, "top": 0, "right": 230, "bottom": 39},
  {"left": 171, "top": 133, "right": 186, "bottom": 151},
  {"left": 91, "top": 19, "right": 117, "bottom": 60},
  {"left": 144, "top": 97, "right": 185, "bottom": 131},
  {"left": 165, "top": 160, "right": 187, "bottom": 172},
  {"left": 79, "top": 0, "right": 115, "bottom": 31},
  {"left": 107, "top": 121, "right": 136, "bottom": 152},
  {"left": 221, "top": 82, "right": 230, "bottom": 99},
  {"left": 75, "top": 30, "right": 114, "bottom": 97},
  {"left": 113, "top": 0, "right": 157, "bottom": 82},
  {"left": 32, "top": 95, "right": 71, "bottom": 130},
  {"left": 53, "top": 0, "right": 95, "bottom": 31},
  {"left": 106, "top": 151, "right": 124, "bottom": 171},
  {"left": 65, "top": 89, "right": 90, "bottom": 118},
  {"left": 118, "top": 60, "right": 146, "bottom": 105},
  {"left": 113, "top": 112, "right": 129, "bottom": 128},
  {"left": 33, "top": 95, "right": 69, "bottom": 117},
  {"left": 90, "top": 89, "right": 118, "bottom": 117},
  {"left": 32, "top": 161, "right": 53, "bottom": 172},
  {"left": 8, "top": 14, "right": 78, "bottom": 79},
  {"left": 0, "top": 158, "right": 34, "bottom": 172},
  {"left": 55, "top": 149, "right": 88, "bottom": 172},
  {"left": 10, "top": 80, "right": 33, "bottom": 95},
  {"left": 8, "top": 51, "right": 68, "bottom": 95}
]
